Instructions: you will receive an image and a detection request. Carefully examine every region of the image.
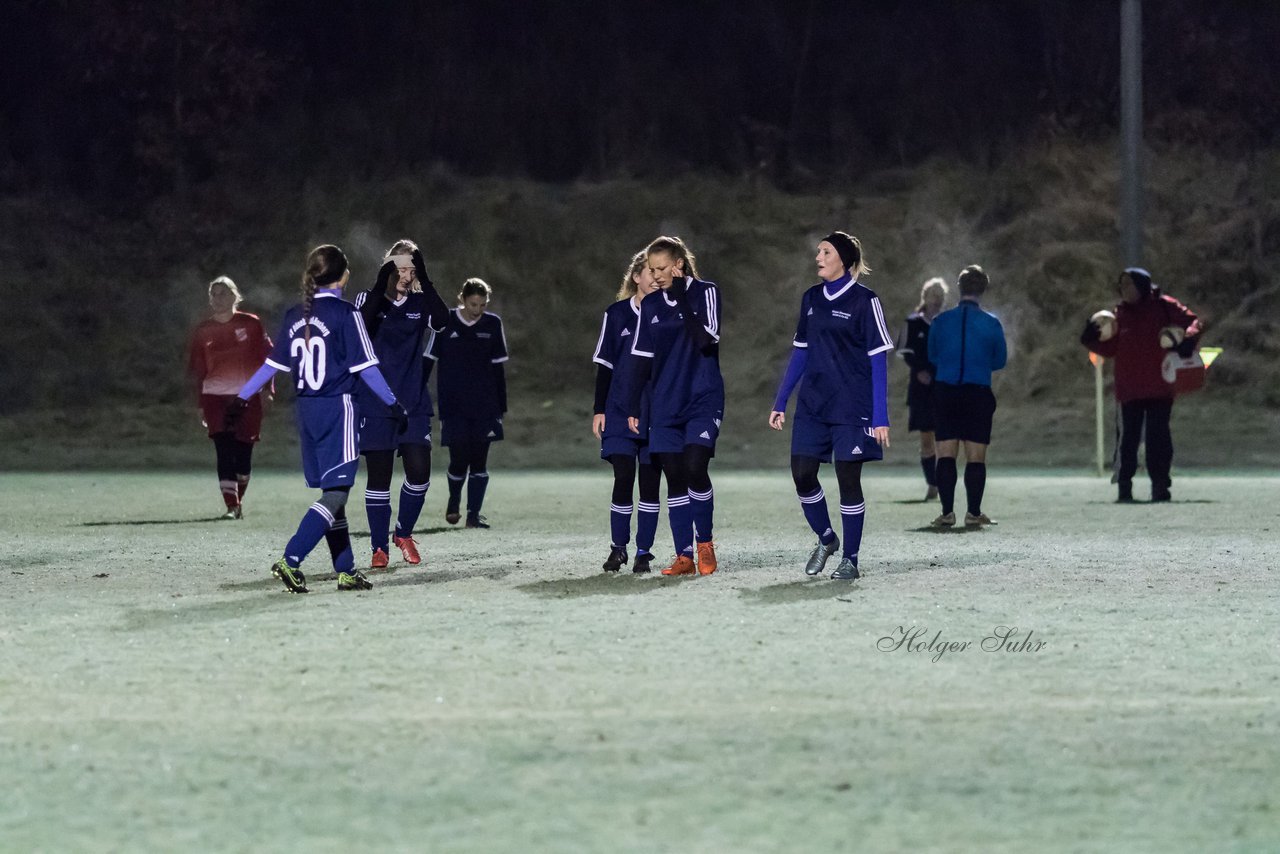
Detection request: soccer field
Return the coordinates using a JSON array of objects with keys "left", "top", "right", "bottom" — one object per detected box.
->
[{"left": 1, "top": 470, "right": 1277, "bottom": 852}]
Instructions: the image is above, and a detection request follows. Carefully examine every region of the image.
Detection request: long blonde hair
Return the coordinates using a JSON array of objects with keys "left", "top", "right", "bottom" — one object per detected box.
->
[
  {"left": 646, "top": 235, "right": 701, "bottom": 280},
  {"left": 617, "top": 250, "right": 646, "bottom": 300},
  {"left": 915, "top": 277, "right": 949, "bottom": 314}
]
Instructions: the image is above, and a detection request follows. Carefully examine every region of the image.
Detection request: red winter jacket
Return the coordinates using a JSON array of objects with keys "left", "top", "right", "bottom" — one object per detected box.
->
[{"left": 1084, "top": 293, "right": 1201, "bottom": 403}]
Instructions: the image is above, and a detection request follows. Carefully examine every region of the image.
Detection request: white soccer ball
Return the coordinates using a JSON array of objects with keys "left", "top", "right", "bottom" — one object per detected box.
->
[
  {"left": 1159, "top": 325, "right": 1185, "bottom": 350},
  {"left": 1091, "top": 309, "right": 1117, "bottom": 342}
]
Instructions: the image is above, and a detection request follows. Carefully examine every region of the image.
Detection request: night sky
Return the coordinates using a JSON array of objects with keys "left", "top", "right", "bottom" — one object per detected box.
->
[{"left": 5, "top": 1, "right": 1277, "bottom": 198}]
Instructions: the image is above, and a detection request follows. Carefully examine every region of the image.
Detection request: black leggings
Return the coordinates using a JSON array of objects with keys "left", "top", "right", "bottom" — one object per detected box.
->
[
  {"left": 365, "top": 443, "right": 432, "bottom": 491},
  {"left": 448, "top": 439, "right": 490, "bottom": 479},
  {"left": 212, "top": 432, "right": 254, "bottom": 480},
  {"left": 655, "top": 444, "right": 713, "bottom": 496},
  {"left": 791, "top": 456, "right": 864, "bottom": 505},
  {"left": 609, "top": 454, "right": 662, "bottom": 506}
]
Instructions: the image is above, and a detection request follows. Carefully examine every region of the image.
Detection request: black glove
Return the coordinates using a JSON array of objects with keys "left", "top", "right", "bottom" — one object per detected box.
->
[
  {"left": 394, "top": 403, "right": 410, "bottom": 436},
  {"left": 223, "top": 397, "right": 249, "bottom": 431},
  {"left": 374, "top": 260, "right": 396, "bottom": 295},
  {"left": 667, "top": 275, "right": 688, "bottom": 300},
  {"left": 1080, "top": 319, "right": 1101, "bottom": 344},
  {"left": 1175, "top": 336, "right": 1198, "bottom": 358},
  {"left": 411, "top": 248, "right": 433, "bottom": 288}
]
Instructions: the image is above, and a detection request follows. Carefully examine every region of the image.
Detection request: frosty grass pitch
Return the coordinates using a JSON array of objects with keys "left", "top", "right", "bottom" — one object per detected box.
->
[{"left": 1, "top": 471, "right": 1276, "bottom": 852}]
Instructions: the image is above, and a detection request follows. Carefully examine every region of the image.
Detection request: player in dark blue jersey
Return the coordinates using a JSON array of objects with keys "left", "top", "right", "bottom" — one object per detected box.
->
[
  {"left": 352, "top": 239, "right": 450, "bottom": 571},
  {"left": 626, "top": 236, "right": 723, "bottom": 577},
  {"left": 425, "top": 278, "right": 508, "bottom": 529},
  {"left": 592, "top": 250, "right": 663, "bottom": 573},
  {"left": 769, "top": 232, "right": 893, "bottom": 580},
  {"left": 230, "top": 244, "right": 406, "bottom": 594}
]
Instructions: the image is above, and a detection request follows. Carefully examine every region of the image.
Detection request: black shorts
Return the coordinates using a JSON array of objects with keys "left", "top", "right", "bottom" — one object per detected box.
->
[{"left": 933, "top": 383, "right": 997, "bottom": 444}]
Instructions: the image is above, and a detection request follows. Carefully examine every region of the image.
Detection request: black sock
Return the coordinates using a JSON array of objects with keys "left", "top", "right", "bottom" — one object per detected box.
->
[
  {"left": 964, "top": 462, "right": 987, "bottom": 515},
  {"left": 936, "top": 458, "right": 958, "bottom": 515},
  {"left": 920, "top": 455, "right": 937, "bottom": 487}
]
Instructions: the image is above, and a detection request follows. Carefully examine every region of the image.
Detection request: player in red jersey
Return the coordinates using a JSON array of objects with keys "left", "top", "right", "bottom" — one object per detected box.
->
[{"left": 187, "top": 276, "right": 273, "bottom": 519}]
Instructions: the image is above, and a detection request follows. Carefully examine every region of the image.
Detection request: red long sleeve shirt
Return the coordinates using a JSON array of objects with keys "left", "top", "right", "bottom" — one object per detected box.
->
[{"left": 1084, "top": 294, "right": 1201, "bottom": 403}]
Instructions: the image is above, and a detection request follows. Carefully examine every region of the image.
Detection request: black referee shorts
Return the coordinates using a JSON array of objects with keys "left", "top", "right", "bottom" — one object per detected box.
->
[{"left": 933, "top": 382, "right": 997, "bottom": 444}]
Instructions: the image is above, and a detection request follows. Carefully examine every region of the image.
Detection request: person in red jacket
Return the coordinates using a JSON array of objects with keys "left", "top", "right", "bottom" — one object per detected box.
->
[
  {"left": 187, "top": 276, "right": 274, "bottom": 518},
  {"left": 1081, "top": 267, "right": 1201, "bottom": 503}
]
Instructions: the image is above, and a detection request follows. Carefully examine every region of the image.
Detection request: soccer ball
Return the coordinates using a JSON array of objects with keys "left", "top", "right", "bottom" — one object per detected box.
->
[
  {"left": 1090, "top": 309, "right": 1117, "bottom": 341},
  {"left": 1159, "top": 325, "right": 1185, "bottom": 350}
]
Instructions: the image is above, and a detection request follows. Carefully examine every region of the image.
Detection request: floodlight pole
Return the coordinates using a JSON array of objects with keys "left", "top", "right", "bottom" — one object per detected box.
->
[{"left": 1120, "top": 0, "right": 1143, "bottom": 266}]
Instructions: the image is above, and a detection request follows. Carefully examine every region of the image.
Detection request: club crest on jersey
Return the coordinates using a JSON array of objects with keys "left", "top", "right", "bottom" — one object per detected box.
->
[
  {"left": 831, "top": 310, "right": 852, "bottom": 319},
  {"left": 234, "top": 328, "right": 249, "bottom": 342},
  {"left": 406, "top": 312, "right": 421, "bottom": 320},
  {"left": 477, "top": 332, "right": 491, "bottom": 339}
]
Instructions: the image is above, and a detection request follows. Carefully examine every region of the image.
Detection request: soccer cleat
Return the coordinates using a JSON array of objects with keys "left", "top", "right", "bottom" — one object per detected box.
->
[
  {"left": 964, "top": 512, "right": 997, "bottom": 527},
  {"left": 393, "top": 535, "right": 422, "bottom": 565},
  {"left": 337, "top": 570, "right": 373, "bottom": 591},
  {"left": 602, "top": 546, "right": 628, "bottom": 572},
  {"left": 370, "top": 548, "right": 389, "bottom": 569},
  {"left": 830, "top": 558, "right": 860, "bottom": 580},
  {"left": 931, "top": 512, "right": 956, "bottom": 528},
  {"left": 804, "top": 536, "right": 840, "bottom": 577},
  {"left": 696, "top": 541, "right": 718, "bottom": 575},
  {"left": 1117, "top": 483, "right": 1134, "bottom": 503},
  {"left": 925, "top": 485, "right": 939, "bottom": 501},
  {"left": 1151, "top": 488, "right": 1171, "bottom": 503},
  {"left": 632, "top": 552, "right": 653, "bottom": 574},
  {"left": 220, "top": 505, "right": 242, "bottom": 520},
  {"left": 465, "top": 514, "right": 490, "bottom": 529},
  {"left": 271, "top": 557, "right": 308, "bottom": 594},
  {"left": 661, "top": 554, "right": 697, "bottom": 576}
]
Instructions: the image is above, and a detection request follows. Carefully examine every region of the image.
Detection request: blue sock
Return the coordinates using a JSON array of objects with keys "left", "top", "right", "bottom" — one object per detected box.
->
[
  {"left": 285, "top": 503, "right": 334, "bottom": 568},
  {"left": 466, "top": 471, "right": 489, "bottom": 516},
  {"left": 798, "top": 487, "right": 836, "bottom": 544},
  {"left": 689, "top": 486, "right": 714, "bottom": 543},
  {"left": 324, "top": 516, "right": 354, "bottom": 573},
  {"left": 636, "top": 500, "right": 660, "bottom": 555},
  {"left": 395, "top": 480, "right": 428, "bottom": 539},
  {"left": 667, "top": 492, "right": 694, "bottom": 555},
  {"left": 609, "top": 502, "right": 632, "bottom": 549},
  {"left": 839, "top": 500, "right": 865, "bottom": 564},
  {"left": 364, "top": 488, "right": 392, "bottom": 553}
]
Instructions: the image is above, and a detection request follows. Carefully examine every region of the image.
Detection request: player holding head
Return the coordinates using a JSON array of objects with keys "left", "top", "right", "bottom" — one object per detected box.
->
[
  {"left": 927, "top": 265, "right": 1008, "bottom": 527},
  {"left": 425, "top": 277, "right": 508, "bottom": 529},
  {"left": 230, "top": 244, "right": 407, "bottom": 593},
  {"left": 352, "top": 239, "right": 450, "bottom": 570},
  {"left": 897, "top": 277, "right": 949, "bottom": 501},
  {"left": 626, "top": 236, "right": 724, "bottom": 577},
  {"left": 769, "top": 232, "right": 892, "bottom": 580},
  {"left": 591, "top": 250, "right": 664, "bottom": 573},
  {"left": 187, "top": 275, "right": 273, "bottom": 519}
]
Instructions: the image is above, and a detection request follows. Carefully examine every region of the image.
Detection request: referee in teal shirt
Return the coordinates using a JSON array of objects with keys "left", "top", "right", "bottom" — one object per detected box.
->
[{"left": 927, "top": 265, "right": 1008, "bottom": 527}]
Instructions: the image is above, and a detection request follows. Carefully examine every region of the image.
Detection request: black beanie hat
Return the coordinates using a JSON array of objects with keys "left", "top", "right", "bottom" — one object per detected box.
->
[
  {"left": 822, "top": 232, "right": 860, "bottom": 271},
  {"left": 1123, "top": 267, "right": 1153, "bottom": 295}
]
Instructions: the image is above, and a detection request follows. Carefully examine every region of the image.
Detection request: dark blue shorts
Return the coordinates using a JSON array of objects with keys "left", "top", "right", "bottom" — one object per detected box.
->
[
  {"left": 601, "top": 434, "right": 652, "bottom": 464},
  {"left": 933, "top": 383, "right": 997, "bottom": 444},
  {"left": 296, "top": 395, "right": 359, "bottom": 489},
  {"left": 649, "top": 416, "right": 720, "bottom": 456},
  {"left": 359, "top": 414, "right": 433, "bottom": 453},
  {"left": 791, "top": 415, "right": 883, "bottom": 463},
  {"left": 441, "top": 416, "right": 503, "bottom": 447}
]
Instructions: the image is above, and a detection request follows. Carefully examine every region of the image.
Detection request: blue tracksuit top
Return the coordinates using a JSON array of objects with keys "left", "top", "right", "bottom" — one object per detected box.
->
[{"left": 928, "top": 298, "right": 1007, "bottom": 386}]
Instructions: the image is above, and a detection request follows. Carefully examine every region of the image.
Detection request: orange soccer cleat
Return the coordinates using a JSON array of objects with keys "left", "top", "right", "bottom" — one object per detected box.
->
[
  {"left": 370, "top": 548, "right": 389, "bottom": 569},
  {"left": 695, "top": 541, "right": 718, "bottom": 575},
  {"left": 393, "top": 535, "right": 422, "bottom": 565},
  {"left": 661, "top": 554, "right": 697, "bottom": 576}
]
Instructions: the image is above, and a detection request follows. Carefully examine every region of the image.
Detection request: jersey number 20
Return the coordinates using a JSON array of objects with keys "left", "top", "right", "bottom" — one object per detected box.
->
[{"left": 291, "top": 337, "right": 327, "bottom": 391}]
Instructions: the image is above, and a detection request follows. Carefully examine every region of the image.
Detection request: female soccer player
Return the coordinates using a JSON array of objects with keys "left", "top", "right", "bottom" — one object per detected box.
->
[
  {"left": 769, "top": 232, "right": 893, "bottom": 580},
  {"left": 591, "top": 250, "right": 663, "bottom": 573},
  {"left": 626, "top": 236, "right": 723, "bottom": 577},
  {"left": 230, "top": 244, "right": 405, "bottom": 594},
  {"left": 897, "top": 277, "right": 948, "bottom": 501},
  {"left": 352, "top": 239, "right": 449, "bottom": 570},
  {"left": 426, "top": 278, "right": 508, "bottom": 529},
  {"left": 187, "top": 276, "right": 273, "bottom": 519}
]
